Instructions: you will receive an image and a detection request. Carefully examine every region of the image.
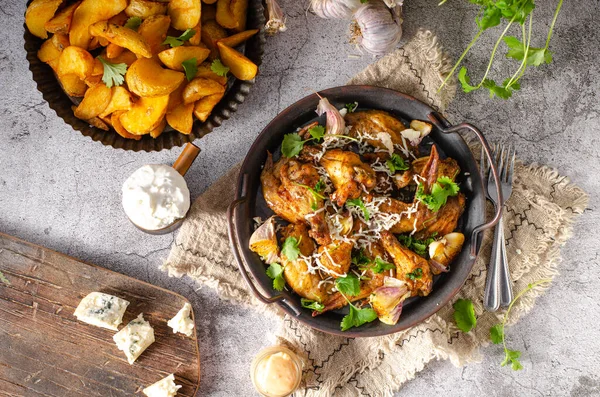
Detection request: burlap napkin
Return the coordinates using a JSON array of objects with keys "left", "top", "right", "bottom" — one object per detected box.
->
[{"left": 163, "top": 30, "right": 589, "bottom": 396}]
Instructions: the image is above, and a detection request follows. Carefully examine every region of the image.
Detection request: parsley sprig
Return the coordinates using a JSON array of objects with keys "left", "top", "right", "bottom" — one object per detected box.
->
[
  {"left": 211, "top": 59, "right": 230, "bottom": 77},
  {"left": 346, "top": 198, "right": 370, "bottom": 221},
  {"left": 266, "top": 263, "right": 285, "bottom": 291},
  {"left": 372, "top": 257, "right": 395, "bottom": 273},
  {"left": 281, "top": 237, "right": 300, "bottom": 261},
  {"left": 386, "top": 153, "right": 409, "bottom": 173},
  {"left": 415, "top": 176, "right": 460, "bottom": 212},
  {"left": 281, "top": 125, "right": 358, "bottom": 158},
  {"left": 453, "top": 298, "right": 477, "bottom": 333},
  {"left": 406, "top": 267, "right": 423, "bottom": 281},
  {"left": 98, "top": 56, "right": 127, "bottom": 88},
  {"left": 181, "top": 58, "right": 198, "bottom": 81},
  {"left": 340, "top": 294, "right": 377, "bottom": 331},
  {"left": 397, "top": 234, "right": 436, "bottom": 257},
  {"left": 124, "top": 16, "right": 142, "bottom": 31},
  {"left": 301, "top": 298, "right": 325, "bottom": 312},
  {"left": 335, "top": 274, "right": 360, "bottom": 296},
  {"left": 345, "top": 102, "right": 358, "bottom": 113},
  {"left": 163, "top": 29, "right": 196, "bottom": 48}
]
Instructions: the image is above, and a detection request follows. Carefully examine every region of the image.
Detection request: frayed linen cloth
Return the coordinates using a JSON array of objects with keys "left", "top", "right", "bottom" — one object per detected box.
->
[{"left": 162, "top": 30, "right": 589, "bottom": 396}]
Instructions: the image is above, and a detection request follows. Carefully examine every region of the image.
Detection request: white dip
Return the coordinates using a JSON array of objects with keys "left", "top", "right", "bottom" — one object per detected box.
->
[{"left": 122, "top": 164, "right": 190, "bottom": 230}]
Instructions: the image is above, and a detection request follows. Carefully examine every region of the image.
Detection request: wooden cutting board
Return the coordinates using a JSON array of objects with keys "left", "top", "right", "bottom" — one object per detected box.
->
[{"left": 0, "top": 233, "right": 201, "bottom": 397}]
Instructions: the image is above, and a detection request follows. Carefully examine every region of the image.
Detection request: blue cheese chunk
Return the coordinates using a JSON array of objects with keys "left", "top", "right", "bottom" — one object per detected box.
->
[
  {"left": 143, "top": 374, "right": 182, "bottom": 397},
  {"left": 113, "top": 313, "right": 155, "bottom": 364},
  {"left": 167, "top": 302, "right": 194, "bottom": 337},
  {"left": 74, "top": 292, "right": 130, "bottom": 331}
]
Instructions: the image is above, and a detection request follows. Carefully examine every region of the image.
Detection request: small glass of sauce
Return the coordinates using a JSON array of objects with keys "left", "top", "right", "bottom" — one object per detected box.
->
[{"left": 251, "top": 346, "right": 303, "bottom": 397}]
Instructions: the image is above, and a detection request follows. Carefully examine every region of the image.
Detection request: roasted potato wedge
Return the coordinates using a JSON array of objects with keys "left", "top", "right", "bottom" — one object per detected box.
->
[
  {"left": 217, "top": 42, "right": 257, "bottom": 81},
  {"left": 196, "top": 62, "right": 228, "bottom": 85},
  {"left": 125, "top": 0, "right": 168, "bottom": 18},
  {"left": 167, "top": 82, "right": 187, "bottom": 111},
  {"left": 74, "top": 83, "right": 112, "bottom": 119},
  {"left": 217, "top": 29, "right": 258, "bottom": 48},
  {"left": 138, "top": 15, "right": 171, "bottom": 57},
  {"left": 38, "top": 33, "right": 70, "bottom": 69},
  {"left": 189, "top": 23, "right": 202, "bottom": 46},
  {"left": 158, "top": 46, "right": 210, "bottom": 71},
  {"left": 57, "top": 46, "right": 95, "bottom": 79},
  {"left": 84, "top": 74, "right": 103, "bottom": 87},
  {"left": 168, "top": 0, "right": 201, "bottom": 31},
  {"left": 100, "top": 86, "right": 133, "bottom": 117},
  {"left": 230, "top": 0, "right": 248, "bottom": 32},
  {"left": 126, "top": 58, "right": 185, "bottom": 97},
  {"left": 193, "top": 92, "right": 224, "bottom": 122},
  {"left": 105, "top": 49, "right": 138, "bottom": 66},
  {"left": 106, "top": 43, "right": 125, "bottom": 59},
  {"left": 112, "top": 111, "right": 142, "bottom": 140},
  {"left": 72, "top": 105, "right": 111, "bottom": 131},
  {"left": 166, "top": 102, "right": 195, "bottom": 134},
  {"left": 70, "top": 0, "right": 128, "bottom": 49},
  {"left": 120, "top": 95, "right": 170, "bottom": 134},
  {"left": 44, "top": 2, "right": 81, "bottom": 34},
  {"left": 149, "top": 118, "right": 167, "bottom": 138},
  {"left": 108, "top": 11, "right": 129, "bottom": 26},
  {"left": 201, "top": 20, "right": 228, "bottom": 59},
  {"left": 201, "top": 4, "right": 217, "bottom": 22},
  {"left": 25, "top": 0, "right": 63, "bottom": 39},
  {"left": 59, "top": 74, "right": 87, "bottom": 97},
  {"left": 89, "top": 21, "right": 152, "bottom": 58},
  {"left": 216, "top": 0, "right": 238, "bottom": 29},
  {"left": 183, "top": 77, "right": 225, "bottom": 104}
]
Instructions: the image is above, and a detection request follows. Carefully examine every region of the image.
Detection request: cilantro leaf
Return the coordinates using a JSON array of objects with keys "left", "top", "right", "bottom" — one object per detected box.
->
[
  {"left": 211, "top": 59, "right": 230, "bottom": 77},
  {"left": 453, "top": 298, "right": 476, "bottom": 333},
  {"left": 293, "top": 181, "right": 326, "bottom": 211},
  {"left": 416, "top": 176, "right": 460, "bottom": 212},
  {"left": 98, "top": 56, "right": 127, "bottom": 88},
  {"left": 502, "top": 349, "right": 523, "bottom": 371},
  {"left": 352, "top": 250, "right": 371, "bottom": 267},
  {"left": 406, "top": 267, "right": 423, "bottom": 280},
  {"left": 0, "top": 270, "right": 10, "bottom": 285},
  {"left": 301, "top": 298, "right": 324, "bottom": 312},
  {"left": 396, "top": 234, "right": 435, "bottom": 257},
  {"left": 490, "top": 324, "right": 504, "bottom": 344},
  {"left": 181, "top": 58, "right": 198, "bottom": 81},
  {"left": 345, "top": 102, "right": 358, "bottom": 113},
  {"left": 308, "top": 125, "right": 325, "bottom": 141},
  {"left": 281, "top": 237, "right": 300, "bottom": 261},
  {"left": 335, "top": 274, "right": 360, "bottom": 296},
  {"left": 163, "top": 29, "right": 196, "bottom": 48},
  {"left": 346, "top": 198, "right": 370, "bottom": 221},
  {"left": 266, "top": 263, "right": 285, "bottom": 291},
  {"left": 476, "top": 6, "right": 502, "bottom": 30},
  {"left": 386, "top": 153, "right": 409, "bottom": 173},
  {"left": 458, "top": 67, "right": 479, "bottom": 93},
  {"left": 372, "top": 257, "right": 395, "bottom": 273},
  {"left": 281, "top": 133, "right": 304, "bottom": 158},
  {"left": 124, "top": 16, "right": 142, "bottom": 31},
  {"left": 482, "top": 79, "right": 520, "bottom": 99},
  {"left": 504, "top": 36, "right": 552, "bottom": 66},
  {"left": 341, "top": 303, "right": 377, "bottom": 331},
  {"left": 314, "top": 179, "right": 325, "bottom": 192}
]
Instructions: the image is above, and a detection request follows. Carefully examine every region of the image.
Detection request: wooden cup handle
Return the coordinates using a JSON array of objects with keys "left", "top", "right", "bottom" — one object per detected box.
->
[{"left": 173, "top": 143, "right": 201, "bottom": 176}]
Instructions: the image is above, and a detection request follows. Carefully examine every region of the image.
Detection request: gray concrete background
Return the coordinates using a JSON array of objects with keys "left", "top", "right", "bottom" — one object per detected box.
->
[{"left": 1, "top": 0, "right": 599, "bottom": 396}]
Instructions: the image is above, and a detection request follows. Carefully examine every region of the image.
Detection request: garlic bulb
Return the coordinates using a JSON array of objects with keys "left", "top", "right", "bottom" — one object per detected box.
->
[
  {"left": 265, "top": 0, "right": 287, "bottom": 35},
  {"left": 310, "top": 0, "right": 362, "bottom": 20},
  {"left": 351, "top": 0, "right": 403, "bottom": 56}
]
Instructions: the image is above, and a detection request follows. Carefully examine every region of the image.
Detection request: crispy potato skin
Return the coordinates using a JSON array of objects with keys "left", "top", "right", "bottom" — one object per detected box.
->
[
  {"left": 217, "top": 29, "right": 257, "bottom": 48},
  {"left": 44, "top": 2, "right": 81, "bottom": 34},
  {"left": 74, "top": 83, "right": 112, "bottom": 120},
  {"left": 168, "top": 0, "right": 201, "bottom": 30},
  {"left": 230, "top": 0, "right": 248, "bottom": 32},
  {"left": 201, "top": 20, "right": 228, "bottom": 59},
  {"left": 100, "top": 86, "right": 133, "bottom": 118},
  {"left": 138, "top": 15, "right": 171, "bottom": 57},
  {"left": 216, "top": 0, "right": 238, "bottom": 29},
  {"left": 166, "top": 102, "right": 195, "bottom": 134},
  {"left": 158, "top": 47, "right": 211, "bottom": 71},
  {"left": 126, "top": 58, "right": 185, "bottom": 97},
  {"left": 57, "top": 46, "right": 95, "bottom": 79},
  {"left": 182, "top": 77, "right": 225, "bottom": 104},
  {"left": 60, "top": 74, "right": 87, "bottom": 97},
  {"left": 38, "top": 33, "right": 70, "bottom": 69},
  {"left": 112, "top": 111, "right": 142, "bottom": 140},
  {"left": 125, "top": 0, "right": 168, "bottom": 18},
  {"left": 120, "top": 95, "right": 170, "bottom": 134},
  {"left": 193, "top": 92, "right": 224, "bottom": 122},
  {"left": 217, "top": 42, "right": 257, "bottom": 81},
  {"left": 70, "top": 0, "right": 128, "bottom": 49},
  {"left": 25, "top": 0, "right": 63, "bottom": 39},
  {"left": 89, "top": 21, "right": 152, "bottom": 58}
]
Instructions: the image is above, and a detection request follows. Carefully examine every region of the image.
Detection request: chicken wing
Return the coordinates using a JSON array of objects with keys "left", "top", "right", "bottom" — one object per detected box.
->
[
  {"left": 318, "top": 241, "right": 353, "bottom": 278},
  {"left": 416, "top": 193, "right": 466, "bottom": 239},
  {"left": 380, "top": 231, "right": 433, "bottom": 297},
  {"left": 317, "top": 268, "right": 386, "bottom": 315},
  {"left": 319, "top": 149, "right": 376, "bottom": 206},
  {"left": 345, "top": 110, "right": 407, "bottom": 150}
]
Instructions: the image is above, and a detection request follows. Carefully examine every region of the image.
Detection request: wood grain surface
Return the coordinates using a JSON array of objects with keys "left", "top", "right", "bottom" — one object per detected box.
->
[{"left": 0, "top": 233, "right": 200, "bottom": 397}]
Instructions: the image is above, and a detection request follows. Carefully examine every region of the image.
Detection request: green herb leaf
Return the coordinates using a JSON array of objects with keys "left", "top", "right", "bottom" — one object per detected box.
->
[
  {"left": 163, "top": 28, "right": 196, "bottom": 47},
  {"left": 352, "top": 250, "right": 371, "bottom": 268},
  {"left": 501, "top": 349, "right": 523, "bottom": 371},
  {"left": 406, "top": 267, "right": 423, "bottom": 280},
  {"left": 490, "top": 324, "right": 504, "bottom": 344},
  {"left": 372, "top": 257, "right": 395, "bottom": 274},
  {"left": 346, "top": 198, "right": 370, "bottom": 221},
  {"left": 301, "top": 298, "right": 324, "bottom": 312},
  {"left": 345, "top": 102, "right": 358, "bottom": 113},
  {"left": 453, "top": 298, "right": 477, "bottom": 333},
  {"left": 482, "top": 79, "right": 520, "bottom": 99},
  {"left": 266, "top": 263, "right": 285, "bottom": 291},
  {"left": 416, "top": 176, "right": 460, "bottom": 212},
  {"left": 181, "top": 58, "right": 198, "bottom": 81},
  {"left": 98, "top": 56, "right": 127, "bottom": 88},
  {"left": 308, "top": 125, "right": 325, "bottom": 141},
  {"left": 386, "top": 153, "right": 409, "bottom": 173},
  {"left": 341, "top": 303, "right": 377, "bottom": 331},
  {"left": 504, "top": 36, "right": 552, "bottom": 66},
  {"left": 281, "top": 133, "right": 304, "bottom": 158},
  {"left": 359, "top": 0, "right": 369, "bottom": 3},
  {"left": 458, "top": 67, "right": 479, "bottom": 93},
  {"left": 396, "top": 234, "right": 435, "bottom": 257},
  {"left": 314, "top": 179, "right": 325, "bottom": 192},
  {"left": 477, "top": 6, "right": 502, "bottom": 30},
  {"left": 211, "top": 59, "right": 230, "bottom": 77},
  {"left": 335, "top": 274, "right": 360, "bottom": 296},
  {"left": 0, "top": 270, "right": 10, "bottom": 285},
  {"left": 124, "top": 16, "right": 142, "bottom": 31},
  {"left": 281, "top": 237, "right": 300, "bottom": 261}
]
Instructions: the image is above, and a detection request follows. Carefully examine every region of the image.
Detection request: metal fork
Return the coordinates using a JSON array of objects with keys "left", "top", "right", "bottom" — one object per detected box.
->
[{"left": 482, "top": 144, "right": 515, "bottom": 311}]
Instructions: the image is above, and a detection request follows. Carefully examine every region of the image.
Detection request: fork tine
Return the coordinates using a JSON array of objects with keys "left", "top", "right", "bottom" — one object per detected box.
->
[
  {"left": 507, "top": 145, "right": 516, "bottom": 184},
  {"left": 498, "top": 145, "right": 506, "bottom": 182}
]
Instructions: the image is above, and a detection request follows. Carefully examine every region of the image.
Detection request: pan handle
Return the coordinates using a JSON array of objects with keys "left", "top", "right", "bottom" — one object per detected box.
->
[
  {"left": 226, "top": 173, "right": 302, "bottom": 315},
  {"left": 427, "top": 112, "right": 503, "bottom": 259}
]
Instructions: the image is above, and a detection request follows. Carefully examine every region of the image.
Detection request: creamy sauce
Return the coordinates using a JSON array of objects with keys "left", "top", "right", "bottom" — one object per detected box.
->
[
  {"left": 255, "top": 352, "right": 299, "bottom": 396},
  {"left": 122, "top": 164, "right": 190, "bottom": 230}
]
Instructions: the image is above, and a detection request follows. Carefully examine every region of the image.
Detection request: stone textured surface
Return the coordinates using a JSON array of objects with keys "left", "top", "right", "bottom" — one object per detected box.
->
[{"left": 1, "top": 1, "right": 598, "bottom": 396}]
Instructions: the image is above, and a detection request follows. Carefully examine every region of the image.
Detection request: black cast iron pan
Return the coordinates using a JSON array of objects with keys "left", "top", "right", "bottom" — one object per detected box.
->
[{"left": 228, "top": 86, "right": 502, "bottom": 337}]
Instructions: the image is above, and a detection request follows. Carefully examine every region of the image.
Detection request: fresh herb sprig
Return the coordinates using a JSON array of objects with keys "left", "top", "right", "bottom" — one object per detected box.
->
[
  {"left": 340, "top": 292, "right": 377, "bottom": 331},
  {"left": 490, "top": 279, "right": 551, "bottom": 370},
  {"left": 335, "top": 274, "right": 360, "bottom": 296},
  {"left": 301, "top": 298, "right": 325, "bottom": 312},
  {"left": 345, "top": 102, "right": 358, "bottom": 113},
  {"left": 281, "top": 237, "right": 300, "bottom": 261},
  {"left": 386, "top": 154, "right": 409, "bottom": 173},
  {"left": 453, "top": 298, "right": 477, "bottom": 333},
  {"left": 281, "top": 125, "right": 358, "bottom": 158},
  {"left": 211, "top": 59, "right": 230, "bottom": 77},
  {"left": 397, "top": 234, "right": 436, "bottom": 257},
  {"left": 439, "top": 0, "right": 564, "bottom": 99},
  {"left": 98, "top": 56, "right": 127, "bottom": 88},
  {"left": 124, "top": 16, "right": 142, "bottom": 31},
  {"left": 415, "top": 176, "right": 460, "bottom": 212},
  {"left": 163, "top": 29, "right": 196, "bottom": 48},
  {"left": 406, "top": 267, "right": 423, "bottom": 281},
  {"left": 372, "top": 257, "right": 395, "bottom": 273},
  {"left": 181, "top": 58, "right": 198, "bottom": 81},
  {"left": 266, "top": 263, "right": 285, "bottom": 291},
  {"left": 346, "top": 198, "right": 370, "bottom": 221},
  {"left": 294, "top": 180, "right": 326, "bottom": 211}
]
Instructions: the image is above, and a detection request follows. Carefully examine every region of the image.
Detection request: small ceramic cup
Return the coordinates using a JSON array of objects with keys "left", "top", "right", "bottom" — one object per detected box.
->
[{"left": 250, "top": 345, "right": 304, "bottom": 397}]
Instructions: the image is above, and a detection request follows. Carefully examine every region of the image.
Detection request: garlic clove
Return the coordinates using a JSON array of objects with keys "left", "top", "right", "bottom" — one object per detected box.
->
[
  {"left": 428, "top": 232, "right": 465, "bottom": 274},
  {"left": 265, "top": 0, "right": 287, "bottom": 35},
  {"left": 249, "top": 216, "right": 280, "bottom": 263},
  {"left": 311, "top": 0, "right": 362, "bottom": 20},
  {"left": 316, "top": 96, "right": 346, "bottom": 137}
]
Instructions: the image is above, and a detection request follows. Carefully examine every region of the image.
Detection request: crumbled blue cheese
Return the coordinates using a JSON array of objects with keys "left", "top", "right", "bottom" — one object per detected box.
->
[
  {"left": 113, "top": 313, "right": 155, "bottom": 364},
  {"left": 167, "top": 302, "right": 194, "bottom": 337},
  {"left": 74, "top": 292, "right": 130, "bottom": 331},
  {"left": 143, "top": 374, "right": 182, "bottom": 397}
]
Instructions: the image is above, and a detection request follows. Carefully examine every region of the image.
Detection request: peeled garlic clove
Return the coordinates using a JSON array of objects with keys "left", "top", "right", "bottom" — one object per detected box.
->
[
  {"left": 339, "top": 212, "right": 354, "bottom": 236},
  {"left": 249, "top": 216, "right": 280, "bottom": 263},
  {"left": 428, "top": 232, "right": 465, "bottom": 275},
  {"left": 351, "top": 0, "right": 403, "bottom": 56},
  {"left": 316, "top": 96, "right": 346, "bottom": 137},
  {"left": 311, "top": 0, "right": 362, "bottom": 19},
  {"left": 265, "top": 0, "right": 287, "bottom": 35}
]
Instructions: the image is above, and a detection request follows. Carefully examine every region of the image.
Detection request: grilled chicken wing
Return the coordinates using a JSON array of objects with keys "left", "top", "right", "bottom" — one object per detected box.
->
[
  {"left": 380, "top": 231, "right": 433, "bottom": 297},
  {"left": 317, "top": 268, "right": 386, "bottom": 315},
  {"left": 261, "top": 153, "right": 331, "bottom": 245},
  {"left": 319, "top": 149, "right": 376, "bottom": 206},
  {"left": 345, "top": 110, "right": 407, "bottom": 151},
  {"left": 318, "top": 241, "right": 353, "bottom": 278},
  {"left": 416, "top": 193, "right": 466, "bottom": 239},
  {"left": 281, "top": 224, "right": 330, "bottom": 303}
]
